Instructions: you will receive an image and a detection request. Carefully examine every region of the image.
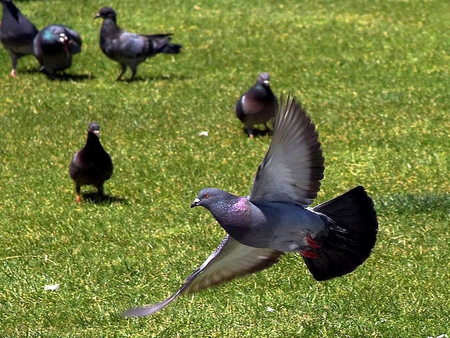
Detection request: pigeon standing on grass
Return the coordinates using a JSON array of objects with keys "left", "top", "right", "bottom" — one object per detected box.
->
[
  {"left": 122, "top": 95, "right": 378, "bottom": 317},
  {"left": 33, "top": 24, "right": 82, "bottom": 79},
  {"left": 69, "top": 122, "right": 113, "bottom": 204},
  {"left": 94, "top": 6, "right": 182, "bottom": 81},
  {"left": 0, "top": 0, "right": 39, "bottom": 77},
  {"left": 235, "top": 72, "right": 279, "bottom": 138}
]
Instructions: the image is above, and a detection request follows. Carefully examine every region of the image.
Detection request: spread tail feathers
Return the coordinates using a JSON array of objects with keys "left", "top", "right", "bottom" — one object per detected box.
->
[{"left": 305, "top": 186, "right": 378, "bottom": 281}]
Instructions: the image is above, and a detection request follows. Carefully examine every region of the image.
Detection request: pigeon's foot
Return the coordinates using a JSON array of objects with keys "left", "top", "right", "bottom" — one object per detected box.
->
[
  {"left": 263, "top": 123, "right": 273, "bottom": 135},
  {"left": 10, "top": 69, "right": 16, "bottom": 77},
  {"left": 300, "top": 249, "right": 319, "bottom": 259},
  {"left": 306, "top": 234, "right": 321, "bottom": 249},
  {"left": 76, "top": 194, "right": 82, "bottom": 204}
]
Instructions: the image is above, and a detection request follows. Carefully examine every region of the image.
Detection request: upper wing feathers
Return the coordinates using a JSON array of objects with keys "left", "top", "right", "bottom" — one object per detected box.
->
[{"left": 249, "top": 95, "right": 324, "bottom": 207}]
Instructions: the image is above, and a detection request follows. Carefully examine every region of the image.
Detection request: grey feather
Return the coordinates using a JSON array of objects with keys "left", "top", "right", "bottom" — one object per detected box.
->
[
  {"left": 123, "top": 95, "right": 378, "bottom": 317},
  {"left": 33, "top": 24, "right": 82, "bottom": 79},
  {"left": 0, "top": 0, "right": 39, "bottom": 77},
  {"left": 234, "top": 72, "right": 279, "bottom": 137},
  {"left": 94, "top": 7, "right": 182, "bottom": 81},
  {"left": 122, "top": 235, "right": 282, "bottom": 317}
]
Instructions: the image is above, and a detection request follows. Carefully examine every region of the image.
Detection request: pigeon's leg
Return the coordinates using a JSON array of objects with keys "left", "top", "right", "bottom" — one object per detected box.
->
[
  {"left": 306, "top": 234, "right": 321, "bottom": 249},
  {"left": 247, "top": 127, "right": 255, "bottom": 138},
  {"left": 116, "top": 64, "right": 127, "bottom": 81},
  {"left": 300, "top": 235, "right": 321, "bottom": 258},
  {"left": 96, "top": 184, "right": 105, "bottom": 202},
  {"left": 129, "top": 66, "right": 137, "bottom": 81},
  {"left": 8, "top": 52, "right": 18, "bottom": 77},
  {"left": 300, "top": 249, "right": 319, "bottom": 259},
  {"left": 75, "top": 185, "right": 82, "bottom": 204},
  {"left": 263, "top": 123, "right": 273, "bottom": 135}
]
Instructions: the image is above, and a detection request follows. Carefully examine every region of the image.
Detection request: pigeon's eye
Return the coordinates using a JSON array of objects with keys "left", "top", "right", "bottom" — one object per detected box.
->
[{"left": 203, "top": 193, "right": 210, "bottom": 199}]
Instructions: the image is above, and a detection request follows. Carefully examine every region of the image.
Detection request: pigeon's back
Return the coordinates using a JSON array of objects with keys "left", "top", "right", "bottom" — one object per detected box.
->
[{"left": 0, "top": 0, "right": 38, "bottom": 55}]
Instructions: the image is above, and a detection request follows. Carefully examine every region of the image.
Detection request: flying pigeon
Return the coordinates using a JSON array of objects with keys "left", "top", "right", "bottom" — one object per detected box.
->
[
  {"left": 69, "top": 122, "right": 113, "bottom": 203},
  {"left": 94, "top": 6, "right": 182, "bottom": 81},
  {"left": 122, "top": 95, "right": 378, "bottom": 317},
  {"left": 33, "top": 24, "right": 82, "bottom": 79},
  {"left": 234, "top": 72, "right": 279, "bottom": 138},
  {"left": 0, "top": 0, "right": 39, "bottom": 77}
]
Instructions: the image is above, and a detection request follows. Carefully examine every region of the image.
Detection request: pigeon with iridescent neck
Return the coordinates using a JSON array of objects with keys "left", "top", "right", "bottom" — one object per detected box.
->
[
  {"left": 0, "top": 0, "right": 39, "bottom": 77},
  {"left": 33, "top": 24, "right": 82, "bottom": 79},
  {"left": 122, "top": 95, "right": 378, "bottom": 317},
  {"left": 234, "top": 72, "right": 279, "bottom": 137}
]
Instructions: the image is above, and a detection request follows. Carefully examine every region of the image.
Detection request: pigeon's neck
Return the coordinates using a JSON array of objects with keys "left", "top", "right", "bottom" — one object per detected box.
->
[
  {"left": 85, "top": 133, "right": 105, "bottom": 152},
  {"left": 101, "top": 17, "right": 121, "bottom": 36},
  {"left": 254, "top": 84, "right": 271, "bottom": 96},
  {"left": 208, "top": 196, "right": 254, "bottom": 240}
]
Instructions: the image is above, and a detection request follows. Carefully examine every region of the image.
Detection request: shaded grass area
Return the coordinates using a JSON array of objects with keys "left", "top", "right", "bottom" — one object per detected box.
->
[{"left": 0, "top": 0, "right": 449, "bottom": 336}]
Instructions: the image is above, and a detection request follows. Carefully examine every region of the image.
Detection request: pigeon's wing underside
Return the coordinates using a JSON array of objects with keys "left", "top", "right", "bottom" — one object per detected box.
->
[
  {"left": 249, "top": 95, "right": 325, "bottom": 207},
  {"left": 122, "top": 235, "right": 283, "bottom": 317}
]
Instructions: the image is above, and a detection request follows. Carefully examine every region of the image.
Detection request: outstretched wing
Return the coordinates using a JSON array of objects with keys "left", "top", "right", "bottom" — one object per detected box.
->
[
  {"left": 122, "top": 235, "right": 283, "bottom": 317},
  {"left": 249, "top": 95, "right": 324, "bottom": 207}
]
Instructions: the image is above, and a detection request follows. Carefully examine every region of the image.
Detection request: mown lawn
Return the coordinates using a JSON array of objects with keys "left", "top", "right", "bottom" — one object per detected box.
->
[{"left": 0, "top": 0, "right": 449, "bottom": 336}]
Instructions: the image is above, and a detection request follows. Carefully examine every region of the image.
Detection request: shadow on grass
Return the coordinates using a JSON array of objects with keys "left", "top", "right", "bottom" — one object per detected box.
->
[
  {"left": 241, "top": 127, "right": 273, "bottom": 138},
  {"left": 22, "top": 68, "right": 94, "bottom": 82},
  {"left": 81, "top": 192, "right": 128, "bottom": 205},
  {"left": 119, "top": 73, "right": 192, "bottom": 83},
  {"left": 52, "top": 73, "right": 94, "bottom": 82},
  {"left": 377, "top": 193, "right": 450, "bottom": 214}
]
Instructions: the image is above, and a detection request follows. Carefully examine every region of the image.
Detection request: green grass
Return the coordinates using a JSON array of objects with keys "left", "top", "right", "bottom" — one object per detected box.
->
[{"left": 1, "top": 0, "right": 449, "bottom": 336}]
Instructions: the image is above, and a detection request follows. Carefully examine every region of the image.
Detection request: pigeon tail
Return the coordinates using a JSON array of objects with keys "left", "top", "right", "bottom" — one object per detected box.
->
[
  {"left": 148, "top": 34, "right": 182, "bottom": 55},
  {"left": 160, "top": 42, "right": 182, "bottom": 54},
  {"left": 303, "top": 186, "right": 378, "bottom": 281}
]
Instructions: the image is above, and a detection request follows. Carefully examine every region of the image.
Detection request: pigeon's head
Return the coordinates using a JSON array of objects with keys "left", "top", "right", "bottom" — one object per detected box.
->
[
  {"left": 87, "top": 122, "right": 101, "bottom": 137},
  {"left": 191, "top": 188, "right": 229, "bottom": 209},
  {"left": 94, "top": 7, "right": 117, "bottom": 21},
  {"left": 257, "top": 72, "right": 270, "bottom": 86}
]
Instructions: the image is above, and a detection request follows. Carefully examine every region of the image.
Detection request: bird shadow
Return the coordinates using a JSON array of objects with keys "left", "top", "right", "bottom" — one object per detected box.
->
[
  {"left": 241, "top": 127, "right": 273, "bottom": 138},
  {"left": 22, "top": 68, "right": 94, "bottom": 82},
  {"left": 81, "top": 192, "right": 128, "bottom": 205},
  {"left": 119, "top": 73, "right": 192, "bottom": 83},
  {"left": 377, "top": 193, "right": 450, "bottom": 215},
  {"left": 52, "top": 73, "right": 94, "bottom": 82}
]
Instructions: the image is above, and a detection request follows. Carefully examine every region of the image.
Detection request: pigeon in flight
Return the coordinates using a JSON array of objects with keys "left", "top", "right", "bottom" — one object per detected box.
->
[
  {"left": 33, "top": 24, "right": 82, "bottom": 79},
  {"left": 94, "top": 6, "right": 182, "bottom": 81},
  {"left": 0, "top": 0, "right": 39, "bottom": 77},
  {"left": 122, "top": 95, "right": 378, "bottom": 317},
  {"left": 235, "top": 72, "right": 279, "bottom": 137},
  {"left": 69, "top": 122, "right": 113, "bottom": 203}
]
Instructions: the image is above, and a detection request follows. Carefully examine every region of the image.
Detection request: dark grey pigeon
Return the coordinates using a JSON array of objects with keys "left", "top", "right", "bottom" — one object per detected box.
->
[
  {"left": 0, "top": 0, "right": 38, "bottom": 77},
  {"left": 234, "top": 72, "right": 279, "bottom": 138},
  {"left": 94, "top": 6, "right": 182, "bottom": 81},
  {"left": 33, "top": 24, "right": 82, "bottom": 79},
  {"left": 122, "top": 95, "right": 378, "bottom": 317},
  {"left": 69, "top": 122, "right": 113, "bottom": 203}
]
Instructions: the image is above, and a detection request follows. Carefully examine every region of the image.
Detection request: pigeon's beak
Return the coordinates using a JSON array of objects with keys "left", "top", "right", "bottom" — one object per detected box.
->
[
  {"left": 94, "top": 13, "right": 101, "bottom": 19},
  {"left": 190, "top": 198, "right": 200, "bottom": 208},
  {"left": 264, "top": 80, "right": 270, "bottom": 85}
]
